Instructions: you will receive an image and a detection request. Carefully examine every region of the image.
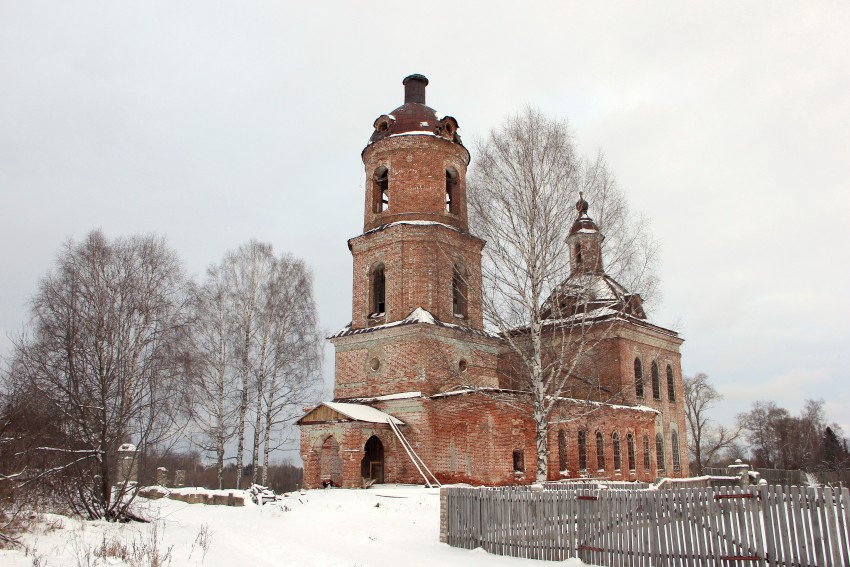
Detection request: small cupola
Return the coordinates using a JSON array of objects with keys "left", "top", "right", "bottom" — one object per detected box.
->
[{"left": 568, "top": 193, "right": 604, "bottom": 275}]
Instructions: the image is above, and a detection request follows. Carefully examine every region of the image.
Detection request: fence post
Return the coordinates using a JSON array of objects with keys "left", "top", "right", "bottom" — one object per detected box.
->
[{"left": 439, "top": 486, "right": 448, "bottom": 543}]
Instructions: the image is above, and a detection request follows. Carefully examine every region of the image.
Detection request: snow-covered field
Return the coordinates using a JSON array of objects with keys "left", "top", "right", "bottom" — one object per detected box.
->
[{"left": 1, "top": 485, "right": 592, "bottom": 566}]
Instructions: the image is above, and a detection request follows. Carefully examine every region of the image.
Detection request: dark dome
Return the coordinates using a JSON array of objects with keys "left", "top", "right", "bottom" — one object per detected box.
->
[
  {"left": 368, "top": 74, "right": 463, "bottom": 146},
  {"left": 569, "top": 193, "right": 600, "bottom": 236}
]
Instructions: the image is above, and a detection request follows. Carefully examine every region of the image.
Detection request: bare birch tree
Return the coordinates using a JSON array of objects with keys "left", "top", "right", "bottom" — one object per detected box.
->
[
  {"left": 188, "top": 264, "right": 239, "bottom": 489},
  {"left": 223, "top": 241, "right": 275, "bottom": 488},
  {"left": 6, "top": 231, "right": 188, "bottom": 520},
  {"left": 217, "top": 241, "right": 322, "bottom": 487},
  {"left": 682, "top": 373, "right": 740, "bottom": 474},
  {"left": 467, "top": 107, "right": 660, "bottom": 481},
  {"left": 258, "top": 255, "right": 322, "bottom": 485}
]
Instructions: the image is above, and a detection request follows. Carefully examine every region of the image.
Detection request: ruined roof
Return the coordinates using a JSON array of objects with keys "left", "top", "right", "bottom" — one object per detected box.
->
[
  {"left": 330, "top": 307, "right": 499, "bottom": 339},
  {"left": 541, "top": 272, "right": 647, "bottom": 320},
  {"left": 367, "top": 74, "right": 464, "bottom": 147}
]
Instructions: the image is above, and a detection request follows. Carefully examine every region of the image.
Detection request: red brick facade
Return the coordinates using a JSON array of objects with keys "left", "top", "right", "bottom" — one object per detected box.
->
[{"left": 298, "top": 75, "right": 688, "bottom": 488}]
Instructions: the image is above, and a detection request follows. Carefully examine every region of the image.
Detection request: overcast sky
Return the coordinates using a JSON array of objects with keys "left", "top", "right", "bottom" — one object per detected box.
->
[{"left": 2, "top": 2, "right": 849, "bottom": 438}]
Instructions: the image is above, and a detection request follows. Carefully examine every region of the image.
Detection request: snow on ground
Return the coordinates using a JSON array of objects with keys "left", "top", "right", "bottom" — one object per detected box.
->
[{"left": 1, "top": 485, "right": 594, "bottom": 566}]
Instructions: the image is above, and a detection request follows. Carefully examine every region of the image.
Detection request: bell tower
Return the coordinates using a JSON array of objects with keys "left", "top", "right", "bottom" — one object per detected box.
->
[
  {"left": 348, "top": 74, "right": 484, "bottom": 331},
  {"left": 331, "top": 75, "right": 498, "bottom": 400}
]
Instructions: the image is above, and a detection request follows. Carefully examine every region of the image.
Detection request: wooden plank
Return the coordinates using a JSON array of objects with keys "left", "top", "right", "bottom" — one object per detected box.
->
[
  {"left": 716, "top": 486, "right": 729, "bottom": 565},
  {"left": 839, "top": 487, "right": 850, "bottom": 567},
  {"left": 695, "top": 488, "right": 711, "bottom": 565},
  {"left": 680, "top": 489, "right": 695, "bottom": 567},
  {"left": 789, "top": 485, "right": 810, "bottom": 566},
  {"left": 658, "top": 490, "right": 670, "bottom": 567},
  {"left": 774, "top": 485, "right": 793, "bottom": 567},
  {"left": 736, "top": 487, "right": 753, "bottom": 563},
  {"left": 707, "top": 486, "right": 724, "bottom": 564},
  {"left": 822, "top": 487, "right": 842, "bottom": 567},
  {"left": 648, "top": 490, "right": 661, "bottom": 566},
  {"left": 810, "top": 486, "right": 826, "bottom": 567},
  {"left": 761, "top": 484, "right": 777, "bottom": 567},
  {"left": 748, "top": 486, "right": 765, "bottom": 566}
]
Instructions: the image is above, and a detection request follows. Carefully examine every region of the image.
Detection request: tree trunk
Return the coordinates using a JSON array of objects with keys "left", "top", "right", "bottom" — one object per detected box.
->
[{"left": 235, "top": 327, "right": 250, "bottom": 489}]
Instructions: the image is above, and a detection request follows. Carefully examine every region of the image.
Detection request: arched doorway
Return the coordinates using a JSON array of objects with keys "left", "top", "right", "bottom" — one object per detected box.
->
[
  {"left": 319, "top": 436, "right": 343, "bottom": 487},
  {"left": 360, "top": 436, "right": 384, "bottom": 484}
]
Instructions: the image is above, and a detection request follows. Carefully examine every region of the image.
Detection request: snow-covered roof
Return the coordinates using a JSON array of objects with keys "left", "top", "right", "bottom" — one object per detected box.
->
[
  {"left": 322, "top": 402, "right": 404, "bottom": 425},
  {"left": 430, "top": 386, "right": 659, "bottom": 414},
  {"left": 345, "top": 391, "right": 423, "bottom": 403},
  {"left": 359, "top": 219, "right": 465, "bottom": 238},
  {"left": 330, "top": 307, "right": 499, "bottom": 339},
  {"left": 549, "top": 273, "right": 631, "bottom": 303}
]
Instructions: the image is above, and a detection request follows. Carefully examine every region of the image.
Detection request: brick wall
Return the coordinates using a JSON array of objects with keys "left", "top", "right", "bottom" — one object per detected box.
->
[
  {"left": 300, "top": 392, "right": 662, "bottom": 489},
  {"left": 361, "top": 135, "right": 470, "bottom": 233},
  {"left": 348, "top": 224, "right": 484, "bottom": 329},
  {"left": 332, "top": 324, "right": 501, "bottom": 399}
]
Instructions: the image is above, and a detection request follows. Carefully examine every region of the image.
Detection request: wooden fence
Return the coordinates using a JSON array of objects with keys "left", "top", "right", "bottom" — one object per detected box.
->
[
  {"left": 443, "top": 484, "right": 850, "bottom": 566},
  {"left": 705, "top": 467, "right": 809, "bottom": 487}
]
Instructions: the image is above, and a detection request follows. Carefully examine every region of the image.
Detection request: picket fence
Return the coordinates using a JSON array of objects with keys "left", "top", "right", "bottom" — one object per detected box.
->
[{"left": 443, "top": 484, "right": 850, "bottom": 566}]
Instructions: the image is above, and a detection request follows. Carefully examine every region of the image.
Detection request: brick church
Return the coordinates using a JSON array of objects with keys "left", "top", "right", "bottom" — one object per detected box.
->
[{"left": 298, "top": 75, "right": 687, "bottom": 487}]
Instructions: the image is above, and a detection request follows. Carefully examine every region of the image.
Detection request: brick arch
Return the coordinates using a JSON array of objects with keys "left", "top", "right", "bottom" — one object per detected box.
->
[{"left": 317, "top": 435, "right": 343, "bottom": 487}]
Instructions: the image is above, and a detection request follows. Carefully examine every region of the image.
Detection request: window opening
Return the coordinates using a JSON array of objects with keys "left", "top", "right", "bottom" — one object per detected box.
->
[
  {"left": 634, "top": 358, "right": 644, "bottom": 398},
  {"left": 672, "top": 431, "right": 681, "bottom": 471},
  {"left": 452, "top": 265, "right": 467, "bottom": 319},
  {"left": 596, "top": 431, "right": 605, "bottom": 471},
  {"left": 558, "top": 430, "right": 567, "bottom": 472},
  {"left": 578, "top": 430, "right": 587, "bottom": 471},
  {"left": 651, "top": 361, "right": 661, "bottom": 400},
  {"left": 373, "top": 167, "right": 389, "bottom": 213},
  {"left": 627, "top": 434, "right": 636, "bottom": 471},
  {"left": 643, "top": 434, "right": 651, "bottom": 470},
  {"left": 575, "top": 243, "right": 583, "bottom": 265},
  {"left": 371, "top": 265, "right": 385, "bottom": 316},
  {"left": 445, "top": 170, "right": 457, "bottom": 213},
  {"left": 612, "top": 432, "right": 621, "bottom": 471},
  {"left": 656, "top": 433, "right": 665, "bottom": 471},
  {"left": 512, "top": 450, "right": 524, "bottom": 472},
  {"left": 667, "top": 365, "right": 676, "bottom": 401}
]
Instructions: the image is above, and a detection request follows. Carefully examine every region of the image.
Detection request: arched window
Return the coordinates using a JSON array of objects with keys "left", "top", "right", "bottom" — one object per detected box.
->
[
  {"left": 445, "top": 169, "right": 458, "bottom": 214},
  {"left": 671, "top": 431, "right": 681, "bottom": 471},
  {"left": 452, "top": 265, "right": 467, "bottom": 319},
  {"left": 575, "top": 242, "right": 583, "bottom": 265},
  {"left": 373, "top": 167, "right": 389, "bottom": 213},
  {"left": 371, "top": 264, "right": 385, "bottom": 316},
  {"left": 578, "top": 430, "right": 587, "bottom": 471},
  {"left": 626, "top": 434, "right": 636, "bottom": 471},
  {"left": 634, "top": 358, "right": 644, "bottom": 398},
  {"left": 643, "top": 434, "right": 651, "bottom": 470},
  {"left": 612, "top": 432, "right": 621, "bottom": 471},
  {"left": 512, "top": 450, "right": 524, "bottom": 472},
  {"left": 651, "top": 361, "right": 661, "bottom": 400},
  {"left": 656, "top": 433, "right": 665, "bottom": 471},
  {"left": 558, "top": 430, "right": 568, "bottom": 472},
  {"left": 667, "top": 365, "right": 675, "bottom": 401},
  {"left": 596, "top": 431, "right": 605, "bottom": 471}
]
